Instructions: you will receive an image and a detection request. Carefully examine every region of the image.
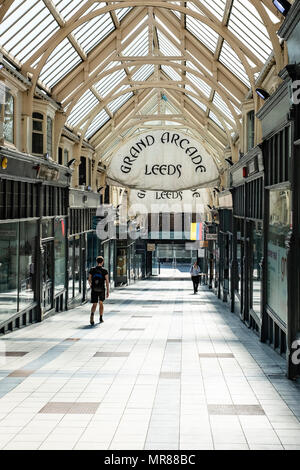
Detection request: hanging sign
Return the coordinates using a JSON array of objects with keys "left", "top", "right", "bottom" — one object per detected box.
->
[
  {"left": 128, "top": 188, "right": 210, "bottom": 215},
  {"left": 106, "top": 130, "right": 219, "bottom": 191}
]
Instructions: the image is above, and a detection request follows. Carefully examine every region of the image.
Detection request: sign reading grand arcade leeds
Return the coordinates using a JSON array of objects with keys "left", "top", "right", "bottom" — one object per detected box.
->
[{"left": 107, "top": 131, "right": 219, "bottom": 191}]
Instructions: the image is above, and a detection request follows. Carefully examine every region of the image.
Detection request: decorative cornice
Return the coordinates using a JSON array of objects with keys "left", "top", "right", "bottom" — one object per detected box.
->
[{"left": 229, "top": 145, "right": 262, "bottom": 174}]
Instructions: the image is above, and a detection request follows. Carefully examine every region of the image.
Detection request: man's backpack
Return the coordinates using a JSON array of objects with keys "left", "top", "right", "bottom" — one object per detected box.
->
[{"left": 92, "top": 269, "right": 104, "bottom": 292}]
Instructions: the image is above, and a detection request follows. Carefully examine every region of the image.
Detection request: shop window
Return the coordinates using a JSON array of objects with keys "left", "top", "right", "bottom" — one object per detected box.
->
[
  {"left": 47, "top": 116, "right": 53, "bottom": 158},
  {"left": 88, "top": 159, "right": 92, "bottom": 186},
  {"left": 247, "top": 110, "right": 255, "bottom": 152},
  {"left": 0, "top": 221, "right": 37, "bottom": 322},
  {"left": 58, "top": 147, "right": 63, "bottom": 165},
  {"left": 0, "top": 223, "right": 18, "bottom": 321},
  {"left": 68, "top": 239, "right": 74, "bottom": 300},
  {"left": 32, "top": 112, "right": 44, "bottom": 155},
  {"left": 19, "top": 221, "right": 37, "bottom": 311},
  {"left": 79, "top": 156, "right": 86, "bottom": 186},
  {"left": 54, "top": 218, "right": 66, "bottom": 295},
  {"left": 1, "top": 90, "right": 14, "bottom": 143},
  {"left": 267, "top": 189, "right": 290, "bottom": 325},
  {"left": 251, "top": 221, "right": 263, "bottom": 317},
  {"left": 64, "top": 149, "right": 69, "bottom": 166}
]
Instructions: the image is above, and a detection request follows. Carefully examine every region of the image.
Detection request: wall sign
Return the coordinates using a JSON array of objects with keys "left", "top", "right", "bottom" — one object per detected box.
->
[
  {"left": 128, "top": 188, "right": 210, "bottom": 214},
  {"left": 107, "top": 130, "right": 219, "bottom": 191}
]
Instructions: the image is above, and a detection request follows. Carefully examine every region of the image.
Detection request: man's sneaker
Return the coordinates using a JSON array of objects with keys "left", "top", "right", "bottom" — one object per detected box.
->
[
  {"left": 90, "top": 314, "right": 94, "bottom": 326},
  {"left": 100, "top": 316, "right": 104, "bottom": 323}
]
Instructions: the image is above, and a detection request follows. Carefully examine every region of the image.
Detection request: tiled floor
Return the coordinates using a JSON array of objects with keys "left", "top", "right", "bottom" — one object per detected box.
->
[{"left": 1, "top": 268, "right": 300, "bottom": 450}]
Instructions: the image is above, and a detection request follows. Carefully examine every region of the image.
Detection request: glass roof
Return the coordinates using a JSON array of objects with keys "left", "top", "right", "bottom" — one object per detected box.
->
[{"left": 0, "top": 0, "right": 282, "bottom": 151}]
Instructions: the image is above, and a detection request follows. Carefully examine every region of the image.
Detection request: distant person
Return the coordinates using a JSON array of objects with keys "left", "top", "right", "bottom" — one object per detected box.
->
[
  {"left": 88, "top": 256, "right": 109, "bottom": 325},
  {"left": 190, "top": 261, "right": 201, "bottom": 294}
]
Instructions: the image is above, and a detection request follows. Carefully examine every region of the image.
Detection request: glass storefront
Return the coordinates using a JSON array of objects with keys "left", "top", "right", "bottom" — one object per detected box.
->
[
  {"left": 54, "top": 218, "right": 66, "bottom": 295},
  {"left": 19, "top": 221, "right": 37, "bottom": 311},
  {"left": 0, "top": 221, "right": 37, "bottom": 324},
  {"left": 68, "top": 238, "right": 74, "bottom": 300},
  {"left": 251, "top": 221, "right": 263, "bottom": 317},
  {"left": 116, "top": 245, "right": 127, "bottom": 282},
  {"left": 267, "top": 189, "right": 290, "bottom": 325},
  {"left": 74, "top": 237, "right": 81, "bottom": 298}
]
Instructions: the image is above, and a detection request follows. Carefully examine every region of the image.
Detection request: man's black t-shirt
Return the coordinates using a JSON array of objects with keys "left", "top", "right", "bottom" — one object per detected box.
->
[{"left": 89, "top": 266, "right": 108, "bottom": 292}]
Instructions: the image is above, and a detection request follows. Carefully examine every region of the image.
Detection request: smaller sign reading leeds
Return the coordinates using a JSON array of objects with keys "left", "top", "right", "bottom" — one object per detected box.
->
[{"left": 107, "top": 130, "right": 219, "bottom": 191}]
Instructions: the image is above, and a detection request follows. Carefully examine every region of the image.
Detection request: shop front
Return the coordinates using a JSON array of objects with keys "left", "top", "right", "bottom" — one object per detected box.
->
[
  {"left": 257, "top": 60, "right": 300, "bottom": 377},
  {"left": 230, "top": 146, "right": 264, "bottom": 332},
  {"left": 68, "top": 189, "right": 100, "bottom": 306},
  {"left": 0, "top": 147, "right": 71, "bottom": 333}
]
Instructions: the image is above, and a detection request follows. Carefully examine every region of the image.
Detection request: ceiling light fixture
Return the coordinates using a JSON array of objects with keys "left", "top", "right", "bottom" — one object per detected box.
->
[
  {"left": 67, "top": 158, "right": 76, "bottom": 167},
  {"left": 272, "top": 0, "right": 291, "bottom": 16},
  {"left": 256, "top": 88, "right": 270, "bottom": 100}
]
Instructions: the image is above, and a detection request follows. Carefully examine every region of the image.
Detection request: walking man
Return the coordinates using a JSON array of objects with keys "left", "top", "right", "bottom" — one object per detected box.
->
[
  {"left": 88, "top": 256, "right": 109, "bottom": 325},
  {"left": 190, "top": 260, "right": 201, "bottom": 294}
]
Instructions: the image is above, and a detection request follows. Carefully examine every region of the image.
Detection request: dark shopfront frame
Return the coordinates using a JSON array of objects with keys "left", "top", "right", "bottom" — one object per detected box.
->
[
  {"left": 68, "top": 206, "right": 100, "bottom": 306},
  {"left": 0, "top": 148, "right": 71, "bottom": 334},
  {"left": 257, "top": 64, "right": 300, "bottom": 379},
  {"left": 230, "top": 146, "right": 264, "bottom": 335}
]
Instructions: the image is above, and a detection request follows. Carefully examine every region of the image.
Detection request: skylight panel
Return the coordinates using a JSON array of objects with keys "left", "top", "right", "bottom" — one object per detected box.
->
[
  {"left": 209, "top": 111, "right": 224, "bottom": 129},
  {"left": 186, "top": 72, "right": 211, "bottom": 98},
  {"left": 53, "top": 0, "right": 90, "bottom": 20},
  {"left": 218, "top": 82, "right": 242, "bottom": 105},
  {"left": 94, "top": 69, "right": 127, "bottom": 97},
  {"left": 67, "top": 89, "right": 99, "bottom": 127},
  {"left": 186, "top": 3, "right": 219, "bottom": 53},
  {"left": 1, "top": 0, "right": 59, "bottom": 62},
  {"left": 170, "top": 2, "right": 181, "bottom": 18},
  {"left": 213, "top": 92, "right": 235, "bottom": 123},
  {"left": 73, "top": 12, "right": 115, "bottom": 54},
  {"left": 155, "top": 17, "right": 180, "bottom": 44},
  {"left": 86, "top": 109, "right": 110, "bottom": 139},
  {"left": 185, "top": 85, "right": 207, "bottom": 112},
  {"left": 108, "top": 88, "right": 133, "bottom": 113},
  {"left": 219, "top": 41, "right": 250, "bottom": 87},
  {"left": 122, "top": 28, "right": 149, "bottom": 56},
  {"left": 132, "top": 64, "right": 154, "bottom": 81},
  {"left": 228, "top": 0, "right": 272, "bottom": 62},
  {"left": 115, "top": 7, "right": 133, "bottom": 21},
  {"left": 157, "top": 31, "right": 181, "bottom": 56},
  {"left": 188, "top": 57, "right": 213, "bottom": 76},
  {"left": 194, "top": 0, "right": 226, "bottom": 22},
  {"left": 161, "top": 66, "right": 181, "bottom": 81},
  {"left": 39, "top": 38, "right": 82, "bottom": 88}
]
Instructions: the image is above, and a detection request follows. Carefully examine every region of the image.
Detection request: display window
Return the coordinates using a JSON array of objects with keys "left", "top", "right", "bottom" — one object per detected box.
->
[{"left": 267, "top": 189, "right": 290, "bottom": 325}]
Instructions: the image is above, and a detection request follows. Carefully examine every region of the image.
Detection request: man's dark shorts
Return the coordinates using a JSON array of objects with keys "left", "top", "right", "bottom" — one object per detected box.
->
[{"left": 91, "top": 290, "right": 105, "bottom": 303}]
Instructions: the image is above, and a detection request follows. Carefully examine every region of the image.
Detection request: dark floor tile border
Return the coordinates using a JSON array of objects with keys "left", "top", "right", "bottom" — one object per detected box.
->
[
  {"left": 132, "top": 315, "right": 152, "bottom": 318},
  {"left": 0, "top": 352, "right": 28, "bottom": 357},
  {"left": 199, "top": 353, "right": 234, "bottom": 358},
  {"left": 119, "top": 328, "right": 145, "bottom": 331},
  {"left": 39, "top": 402, "right": 100, "bottom": 414},
  {"left": 159, "top": 372, "right": 181, "bottom": 379},
  {"left": 208, "top": 404, "right": 265, "bottom": 415},
  {"left": 8, "top": 369, "right": 35, "bottom": 377},
  {"left": 94, "top": 352, "right": 130, "bottom": 357}
]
